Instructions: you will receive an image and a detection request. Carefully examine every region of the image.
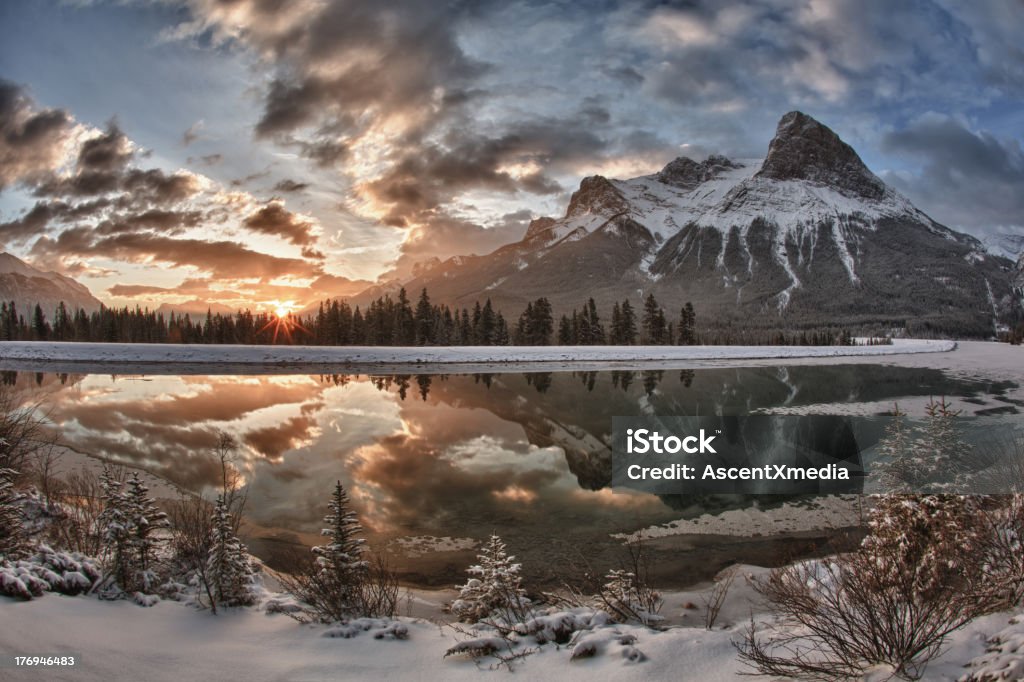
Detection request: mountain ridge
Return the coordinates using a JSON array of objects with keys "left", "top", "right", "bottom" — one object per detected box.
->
[
  {"left": 345, "top": 111, "right": 1021, "bottom": 336},
  {"left": 0, "top": 252, "right": 104, "bottom": 316}
]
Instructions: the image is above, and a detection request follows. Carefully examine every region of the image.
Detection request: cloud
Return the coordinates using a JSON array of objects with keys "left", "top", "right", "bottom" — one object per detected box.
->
[
  {"left": 273, "top": 179, "right": 309, "bottom": 193},
  {"left": 244, "top": 414, "right": 318, "bottom": 461},
  {"left": 881, "top": 114, "right": 1024, "bottom": 230},
  {"left": 385, "top": 211, "right": 533, "bottom": 280},
  {"left": 30, "top": 229, "right": 322, "bottom": 281},
  {"left": 244, "top": 201, "right": 317, "bottom": 247},
  {"left": 0, "top": 80, "right": 75, "bottom": 191},
  {"left": 182, "top": 120, "right": 203, "bottom": 146}
]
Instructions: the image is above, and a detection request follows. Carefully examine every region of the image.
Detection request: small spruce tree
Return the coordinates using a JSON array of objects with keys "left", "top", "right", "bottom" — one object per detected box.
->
[
  {"left": 312, "top": 481, "right": 367, "bottom": 614},
  {"left": 206, "top": 493, "right": 255, "bottom": 607},
  {"left": 123, "top": 472, "right": 169, "bottom": 591},
  {"left": 98, "top": 466, "right": 132, "bottom": 591},
  {"left": 452, "top": 533, "right": 529, "bottom": 624}
]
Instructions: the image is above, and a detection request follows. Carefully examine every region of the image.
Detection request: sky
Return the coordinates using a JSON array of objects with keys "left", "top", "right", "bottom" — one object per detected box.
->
[{"left": 1, "top": 0, "right": 1023, "bottom": 313}]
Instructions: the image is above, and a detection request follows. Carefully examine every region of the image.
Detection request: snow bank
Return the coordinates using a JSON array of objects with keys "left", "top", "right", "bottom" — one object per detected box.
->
[{"left": 0, "top": 339, "right": 955, "bottom": 374}]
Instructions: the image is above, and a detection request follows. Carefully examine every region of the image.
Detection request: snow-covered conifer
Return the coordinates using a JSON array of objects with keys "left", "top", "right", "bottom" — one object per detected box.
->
[
  {"left": 452, "top": 534, "right": 529, "bottom": 623},
  {"left": 311, "top": 481, "right": 366, "bottom": 611},
  {"left": 123, "top": 472, "right": 169, "bottom": 591},
  {"left": 98, "top": 466, "right": 132, "bottom": 591},
  {"left": 206, "top": 493, "right": 255, "bottom": 607}
]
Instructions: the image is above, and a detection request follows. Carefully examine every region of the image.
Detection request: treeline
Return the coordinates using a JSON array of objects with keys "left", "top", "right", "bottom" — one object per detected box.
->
[{"left": 1, "top": 289, "right": 879, "bottom": 346}]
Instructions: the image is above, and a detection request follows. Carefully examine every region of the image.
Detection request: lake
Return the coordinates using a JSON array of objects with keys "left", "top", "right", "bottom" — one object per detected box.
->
[{"left": 4, "top": 354, "right": 1021, "bottom": 589}]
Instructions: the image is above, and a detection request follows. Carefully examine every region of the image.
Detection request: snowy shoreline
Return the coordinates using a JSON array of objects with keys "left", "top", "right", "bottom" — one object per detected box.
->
[{"left": 0, "top": 339, "right": 955, "bottom": 374}]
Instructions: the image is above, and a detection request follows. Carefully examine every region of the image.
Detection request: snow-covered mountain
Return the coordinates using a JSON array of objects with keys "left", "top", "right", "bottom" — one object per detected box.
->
[
  {"left": 369, "top": 111, "right": 1022, "bottom": 336},
  {"left": 0, "top": 252, "right": 103, "bottom": 316}
]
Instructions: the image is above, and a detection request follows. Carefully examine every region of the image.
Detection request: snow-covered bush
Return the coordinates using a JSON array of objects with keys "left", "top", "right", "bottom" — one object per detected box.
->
[
  {"left": 0, "top": 544, "right": 100, "bottom": 600},
  {"left": 593, "top": 568, "right": 663, "bottom": 626},
  {"left": 452, "top": 534, "right": 531, "bottom": 624}
]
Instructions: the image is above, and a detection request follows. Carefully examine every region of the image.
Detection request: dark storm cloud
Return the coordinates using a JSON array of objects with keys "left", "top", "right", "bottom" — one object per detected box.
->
[
  {"left": 0, "top": 80, "right": 74, "bottom": 191},
  {"left": 881, "top": 115, "right": 1024, "bottom": 229},
  {"left": 244, "top": 202, "right": 317, "bottom": 246}
]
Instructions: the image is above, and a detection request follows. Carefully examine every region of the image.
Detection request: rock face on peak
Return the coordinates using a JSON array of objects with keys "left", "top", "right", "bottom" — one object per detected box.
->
[
  {"left": 757, "top": 111, "right": 886, "bottom": 199},
  {"left": 346, "top": 112, "right": 1022, "bottom": 336},
  {"left": 0, "top": 252, "right": 103, "bottom": 316},
  {"left": 523, "top": 217, "right": 557, "bottom": 242},
  {"left": 566, "top": 176, "right": 628, "bottom": 218},
  {"left": 657, "top": 155, "right": 743, "bottom": 190}
]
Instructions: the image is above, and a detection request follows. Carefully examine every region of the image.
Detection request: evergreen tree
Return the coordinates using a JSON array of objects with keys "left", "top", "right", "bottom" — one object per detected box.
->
[
  {"left": 311, "top": 481, "right": 367, "bottom": 614},
  {"left": 452, "top": 534, "right": 529, "bottom": 623},
  {"left": 123, "top": 472, "right": 169, "bottom": 590},
  {"left": 642, "top": 294, "right": 668, "bottom": 344},
  {"left": 207, "top": 493, "right": 256, "bottom": 607},
  {"left": 530, "top": 298, "right": 554, "bottom": 345},
  {"left": 413, "top": 288, "right": 433, "bottom": 345},
  {"left": 32, "top": 304, "right": 48, "bottom": 341},
  {"left": 98, "top": 467, "right": 132, "bottom": 591},
  {"left": 678, "top": 302, "right": 696, "bottom": 345},
  {"left": 620, "top": 300, "right": 638, "bottom": 345},
  {"left": 557, "top": 314, "right": 573, "bottom": 344}
]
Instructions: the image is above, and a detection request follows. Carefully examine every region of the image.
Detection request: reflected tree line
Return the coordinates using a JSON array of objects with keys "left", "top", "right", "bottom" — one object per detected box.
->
[{"left": 316, "top": 368, "right": 698, "bottom": 400}]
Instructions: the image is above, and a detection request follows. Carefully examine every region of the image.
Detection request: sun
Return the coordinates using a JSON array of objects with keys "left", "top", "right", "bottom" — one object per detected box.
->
[
  {"left": 270, "top": 300, "right": 297, "bottom": 318},
  {"left": 258, "top": 300, "right": 308, "bottom": 344}
]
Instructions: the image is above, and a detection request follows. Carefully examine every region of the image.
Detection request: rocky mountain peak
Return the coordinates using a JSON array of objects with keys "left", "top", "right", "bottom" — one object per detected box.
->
[
  {"left": 523, "top": 216, "right": 557, "bottom": 242},
  {"left": 756, "top": 111, "right": 886, "bottom": 199},
  {"left": 656, "top": 155, "right": 742, "bottom": 190},
  {"left": 565, "top": 175, "right": 628, "bottom": 218}
]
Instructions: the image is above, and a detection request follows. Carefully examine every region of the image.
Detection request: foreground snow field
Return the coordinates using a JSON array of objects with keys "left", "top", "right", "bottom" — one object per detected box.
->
[
  {"left": 0, "top": 339, "right": 955, "bottom": 374},
  {"left": 0, "top": 585, "right": 1018, "bottom": 682}
]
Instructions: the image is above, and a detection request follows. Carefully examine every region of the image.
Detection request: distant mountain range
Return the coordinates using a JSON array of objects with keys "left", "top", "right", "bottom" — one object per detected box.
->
[
  {"left": 0, "top": 252, "right": 103, "bottom": 316},
  {"left": 349, "top": 112, "right": 1023, "bottom": 336},
  {"left": 4, "top": 112, "right": 1023, "bottom": 337}
]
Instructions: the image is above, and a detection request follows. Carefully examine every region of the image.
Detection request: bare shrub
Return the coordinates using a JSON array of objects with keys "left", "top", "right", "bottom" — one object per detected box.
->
[
  {"left": 0, "top": 387, "right": 50, "bottom": 474},
  {"left": 46, "top": 468, "right": 105, "bottom": 556},
  {"left": 278, "top": 548, "right": 399, "bottom": 622},
  {"left": 592, "top": 535, "right": 663, "bottom": 625},
  {"left": 737, "top": 495, "right": 1006, "bottom": 680},
  {"left": 702, "top": 565, "right": 738, "bottom": 630}
]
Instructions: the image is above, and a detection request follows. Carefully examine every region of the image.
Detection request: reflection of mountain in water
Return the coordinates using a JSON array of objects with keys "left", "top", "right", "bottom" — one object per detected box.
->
[{"left": 413, "top": 365, "right": 1014, "bottom": 499}]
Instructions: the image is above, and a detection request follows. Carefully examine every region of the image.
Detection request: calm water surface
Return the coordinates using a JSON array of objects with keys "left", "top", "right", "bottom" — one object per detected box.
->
[{"left": 6, "top": 364, "right": 1017, "bottom": 587}]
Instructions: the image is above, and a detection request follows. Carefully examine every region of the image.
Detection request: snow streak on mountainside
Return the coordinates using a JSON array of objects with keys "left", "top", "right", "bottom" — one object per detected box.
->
[
  {"left": 366, "top": 112, "right": 1021, "bottom": 336},
  {"left": 0, "top": 252, "right": 103, "bottom": 316}
]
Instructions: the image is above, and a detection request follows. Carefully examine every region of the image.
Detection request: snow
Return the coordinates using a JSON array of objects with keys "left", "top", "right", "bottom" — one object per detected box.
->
[
  {"left": 0, "top": 339, "right": 955, "bottom": 375},
  {"left": 0, "top": 592, "right": 751, "bottom": 682},
  {"left": 616, "top": 496, "right": 865, "bottom": 542},
  {"left": 3, "top": 578, "right": 1020, "bottom": 681}
]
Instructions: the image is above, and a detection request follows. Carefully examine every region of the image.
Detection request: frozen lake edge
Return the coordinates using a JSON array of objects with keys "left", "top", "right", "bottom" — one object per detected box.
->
[{"left": 0, "top": 339, "right": 956, "bottom": 375}]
